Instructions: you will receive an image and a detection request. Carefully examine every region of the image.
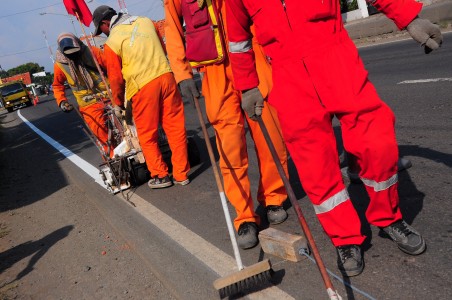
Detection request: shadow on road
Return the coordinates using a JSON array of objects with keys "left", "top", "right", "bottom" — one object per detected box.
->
[{"left": 0, "top": 225, "right": 73, "bottom": 286}]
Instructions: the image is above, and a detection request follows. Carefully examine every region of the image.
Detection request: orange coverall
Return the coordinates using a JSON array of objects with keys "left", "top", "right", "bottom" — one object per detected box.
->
[
  {"left": 164, "top": 0, "right": 288, "bottom": 229},
  {"left": 103, "top": 18, "right": 189, "bottom": 182},
  {"left": 53, "top": 47, "right": 112, "bottom": 156}
]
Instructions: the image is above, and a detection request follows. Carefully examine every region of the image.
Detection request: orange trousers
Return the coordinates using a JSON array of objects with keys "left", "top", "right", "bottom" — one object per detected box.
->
[
  {"left": 131, "top": 72, "right": 190, "bottom": 181},
  {"left": 79, "top": 102, "right": 113, "bottom": 157},
  {"left": 202, "top": 60, "right": 288, "bottom": 230}
]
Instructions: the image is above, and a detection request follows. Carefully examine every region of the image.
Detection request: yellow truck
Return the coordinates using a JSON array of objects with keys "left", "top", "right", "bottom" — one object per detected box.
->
[{"left": 0, "top": 80, "right": 33, "bottom": 113}]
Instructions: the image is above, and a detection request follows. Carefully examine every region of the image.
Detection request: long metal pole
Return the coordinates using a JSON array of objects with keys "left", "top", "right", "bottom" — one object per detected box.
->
[
  {"left": 256, "top": 116, "right": 342, "bottom": 300},
  {"left": 73, "top": 12, "right": 113, "bottom": 102},
  {"left": 42, "top": 30, "right": 55, "bottom": 63}
]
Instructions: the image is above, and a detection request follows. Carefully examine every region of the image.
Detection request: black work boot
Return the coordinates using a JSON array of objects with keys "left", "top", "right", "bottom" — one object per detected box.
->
[
  {"left": 237, "top": 222, "right": 259, "bottom": 250},
  {"left": 336, "top": 245, "right": 364, "bottom": 277},
  {"left": 266, "top": 205, "right": 288, "bottom": 225},
  {"left": 380, "top": 220, "right": 426, "bottom": 255}
]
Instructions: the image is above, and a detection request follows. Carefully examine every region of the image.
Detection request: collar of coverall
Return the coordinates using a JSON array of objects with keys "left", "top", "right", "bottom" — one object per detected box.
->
[{"left": 109, "top": 13, "right": 138, "bottom": 31}]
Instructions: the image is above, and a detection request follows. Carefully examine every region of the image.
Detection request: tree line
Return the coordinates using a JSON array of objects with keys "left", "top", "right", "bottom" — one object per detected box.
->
[{"left": 0, "top": 62, "right": 53, "bottom": 86}]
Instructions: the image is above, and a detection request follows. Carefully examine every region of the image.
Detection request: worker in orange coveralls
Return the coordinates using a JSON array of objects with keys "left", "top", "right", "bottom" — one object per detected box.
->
[
  {"left": 53, "top": 32, "right": 114, "bottom": 157},
  {"left": 164, "top": 0, "right": 289, "bottom": 250},
  {"left": 92, "top": 5, "right": 190, "bottom": 189},
  {"left": 225, "top": 0, "right": 442, "bottom": 276}
]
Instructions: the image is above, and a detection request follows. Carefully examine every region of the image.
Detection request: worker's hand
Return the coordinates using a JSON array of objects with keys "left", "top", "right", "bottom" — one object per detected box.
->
[
  {"left": 241, "top": 88, "right": 264, "bottom": 121},
  {"left": 59, "top": 100, "right": 74, "bottom": 113},
  {"left": 406, "top": 17, "right": 443, "bottom": 54},
  {"left": 113, "top": 105, "right": 124, "bottom": 120},
  {"left": 179, "top": 79, "right": 200, "bottom": 100}
]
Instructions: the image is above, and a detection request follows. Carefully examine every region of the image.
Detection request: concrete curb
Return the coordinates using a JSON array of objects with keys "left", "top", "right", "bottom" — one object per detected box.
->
[{"left": 345, "top": 0, "right": 452, "bottom": 40}]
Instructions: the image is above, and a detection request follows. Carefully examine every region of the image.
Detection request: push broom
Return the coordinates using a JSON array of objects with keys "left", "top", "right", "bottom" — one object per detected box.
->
[
  {"left": 256, "top": 116, "right": 342, "bottom": 300},
  {"left": 192, "top": 96, "right": 273, "bottom": 298}
]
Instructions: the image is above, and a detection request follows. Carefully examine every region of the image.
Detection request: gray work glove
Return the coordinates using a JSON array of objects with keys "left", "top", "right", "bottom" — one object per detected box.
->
[
  {"left": 179, "top": 78, "right": 200, "bottom": 100},
  {"left": 59, "top": 100, "right": 74, "bottom": 113},
  {"left": 406, "top": 17, "right": 443, "bottom": 54},
  {"left": 241, "top": 87, "right": 264, "bottom": 121},
  {"left": 113, "top": 105, "right": 124, "bottom": 120}
]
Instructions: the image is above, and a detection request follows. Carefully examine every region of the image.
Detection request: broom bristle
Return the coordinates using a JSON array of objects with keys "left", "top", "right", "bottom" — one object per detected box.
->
[{"left": 214, "top": 260, "right": 273, "bottom": 298}]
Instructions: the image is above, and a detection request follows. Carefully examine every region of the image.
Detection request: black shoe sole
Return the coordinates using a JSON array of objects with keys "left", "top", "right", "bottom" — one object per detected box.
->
[
  {"left": 338, "top": 263, "right": 364, "bottom": 277},
  {"left": 397, "top": 240, "right": 426, "bottom": 255},
  {"left": 148, "top": 182, "right": 173, "bottom": 189}
]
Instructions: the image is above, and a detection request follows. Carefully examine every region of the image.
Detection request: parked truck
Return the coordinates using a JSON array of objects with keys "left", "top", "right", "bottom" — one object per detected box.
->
[{"left": 0, "top": 80, "right": 33, "bottom": 113}]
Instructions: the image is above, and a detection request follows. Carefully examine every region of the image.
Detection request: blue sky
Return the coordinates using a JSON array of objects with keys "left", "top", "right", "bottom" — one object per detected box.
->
[{"left": 0, "top": 0, "right": 165, "bottom": 74}]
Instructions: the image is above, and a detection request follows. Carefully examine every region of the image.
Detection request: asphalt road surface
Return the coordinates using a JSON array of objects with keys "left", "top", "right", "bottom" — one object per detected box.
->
[{"left": 1, "top": 32, "right": 451, "bottom": 299}]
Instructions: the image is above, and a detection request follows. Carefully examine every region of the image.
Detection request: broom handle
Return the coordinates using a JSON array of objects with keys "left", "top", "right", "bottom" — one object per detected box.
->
[
  {"left": 193, "top": 96, "right": 244, "bottom": 271},
  {"left": 256, "top": 116, "right": 338, "bottom": 296}
]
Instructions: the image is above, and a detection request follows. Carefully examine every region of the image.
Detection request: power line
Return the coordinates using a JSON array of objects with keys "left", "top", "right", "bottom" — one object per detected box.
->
[
  {"left": 0, "top": 2, "right": 61, "bottom": 19},
  {"left": 0, "top": 44, "right": 57, "bottom": 58}
]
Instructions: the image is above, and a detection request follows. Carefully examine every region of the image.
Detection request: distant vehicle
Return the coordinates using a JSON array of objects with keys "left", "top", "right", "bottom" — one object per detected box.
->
[
  {"left": 64, "top": 82, "right": 70, "bottom": 89},
  {"left": 0, "top": 80, "right": 33, "bottom": 113}
]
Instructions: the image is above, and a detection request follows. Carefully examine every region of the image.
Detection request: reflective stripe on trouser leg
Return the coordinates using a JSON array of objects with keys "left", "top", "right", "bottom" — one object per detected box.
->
[
  {"left": 338, "top": 83, "right": 402, "bottom": 228},
  {"left": 313, "top": 189, "right": 365, "bottom": 246},
  {"left": 268, "top": 59, "right": 365, "bottom": 246},
  {"left": 202, "top": 62, "right": 259, "bottom": 230},
  {"left": 363, "top": 175, "right": 402, "bottom": 227}
]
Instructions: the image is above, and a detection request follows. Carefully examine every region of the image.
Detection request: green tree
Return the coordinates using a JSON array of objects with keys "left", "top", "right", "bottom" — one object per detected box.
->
[
  {"left": 4, "top": 62, "right": 53, "bottom": 86},
  {"left": 7, "top": 62, "right": 44, "bottom": 77},
  {"left": 0, "top": 69, "right": 8, "bottom": 78},
  {"left": 340, "top": 0, "right": 359, "bottom": 13}
]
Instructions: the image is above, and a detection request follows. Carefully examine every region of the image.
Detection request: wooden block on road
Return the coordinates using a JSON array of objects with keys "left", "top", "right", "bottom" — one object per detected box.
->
[{"left": 259, "top": 227, "right": 308, "bottom": 262}]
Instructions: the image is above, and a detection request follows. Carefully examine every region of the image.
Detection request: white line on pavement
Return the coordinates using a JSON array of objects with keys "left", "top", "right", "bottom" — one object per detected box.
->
[
  {"left": 398, "top": 78, "right": 452, "bottom": 84},
  {"left": 18, "top": 110, "right": 294, "bottom": 300},
  {"left": 17, "top": 110, "right": 103, "bottom": 185}
]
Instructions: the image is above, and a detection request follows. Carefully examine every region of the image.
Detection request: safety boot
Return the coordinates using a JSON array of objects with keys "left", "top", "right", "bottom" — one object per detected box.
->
[
  {"left": 237, "top": 222, "right": 259, "bottom": 250},
  {"left": 148, "top": 175, "right": 173, "bottom": 189},
  {"left": 266, "top": 205, "right": 288, "bottom": 225},
  {"left": 336, "top": 245, "right": 364, "bottom": 277},
  {"left": 380, "top": 220, "right": 426, "bottom": 255}
]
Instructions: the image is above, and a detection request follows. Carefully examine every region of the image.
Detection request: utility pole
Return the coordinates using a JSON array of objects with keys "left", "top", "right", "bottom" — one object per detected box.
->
[{"left": 0, "top": 65, "right": 3, "bottom": 84}]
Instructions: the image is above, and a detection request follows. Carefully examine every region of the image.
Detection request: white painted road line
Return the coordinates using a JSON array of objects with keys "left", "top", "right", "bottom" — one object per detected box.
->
[
  {"left": 18, "top": 110, "right": 295, "bottom": 299},
  {"left": 17, "top": 110, "right": 103, "bottom": 186},
  {"left": 398, "top": 78, "right": 452, "bottom": 84}
]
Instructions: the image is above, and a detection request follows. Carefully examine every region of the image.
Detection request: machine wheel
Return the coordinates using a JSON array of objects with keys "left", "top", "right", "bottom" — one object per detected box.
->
[
  {"left": 6, "top": 107, "right": 13, "bottom": 113},
  {"left": 25, "top": 100, "right": 33, "bottom": 107},
  {"left": 129, "top": 159, "right": 150, "bottom": 186}
]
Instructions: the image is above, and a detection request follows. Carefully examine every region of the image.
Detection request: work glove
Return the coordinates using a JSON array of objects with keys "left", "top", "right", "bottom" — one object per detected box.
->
[
  {"left": 179, "top": 78, "right": 200, "bottom": 100},
  {"left": 113, "top": 105, "right": 124, "bottom": 120},
  {"left": 406, "top": 17, "right": 443, "bottom": 54},
  {"left": 241, "top": 88, "right": 264, "bottom": 121},
  {"left": 59, "top": 100, "right": 74, "bottom": 113}
]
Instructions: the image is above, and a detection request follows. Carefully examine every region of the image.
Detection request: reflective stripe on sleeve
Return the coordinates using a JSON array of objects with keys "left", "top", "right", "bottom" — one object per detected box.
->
[
  {"left": 229, "top": 40, "right": 252, "bottom": 53},
  {"left": 361, "top": 173, "right": 398, "bottom": 192},
  {"left": 313, "top": 189, "right": 350, "bottom": 214}
]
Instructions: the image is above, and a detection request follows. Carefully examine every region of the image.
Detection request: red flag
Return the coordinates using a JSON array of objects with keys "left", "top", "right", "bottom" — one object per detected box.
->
[{"left": 63, "top": 0, "right": 92, "bottom": 27}]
